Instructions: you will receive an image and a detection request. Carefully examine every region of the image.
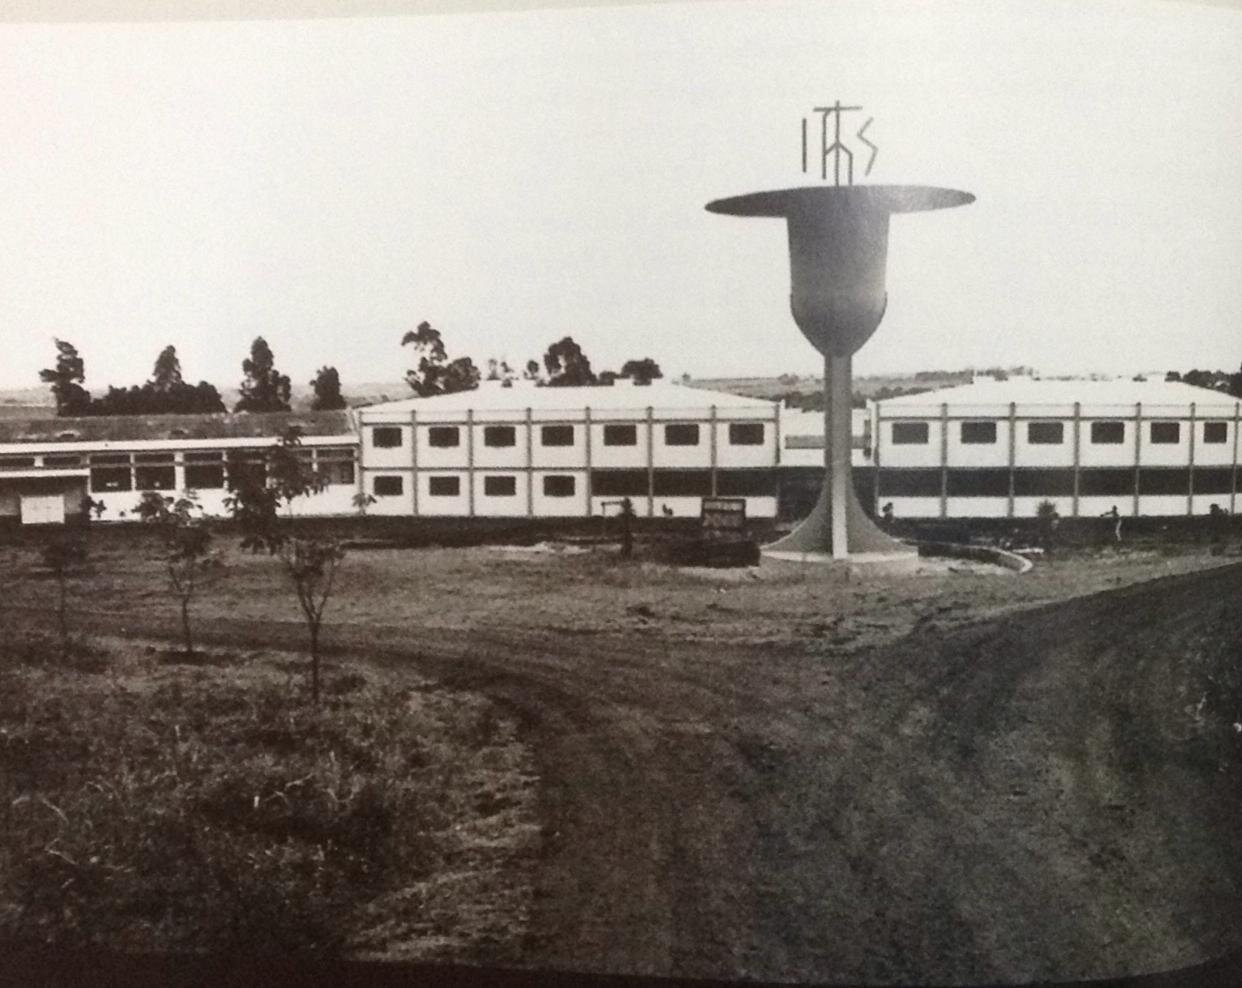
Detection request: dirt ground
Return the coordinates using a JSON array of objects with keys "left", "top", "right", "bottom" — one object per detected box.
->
[{"left": 3, "top": 538, "right": 1242, "bottom": 983}]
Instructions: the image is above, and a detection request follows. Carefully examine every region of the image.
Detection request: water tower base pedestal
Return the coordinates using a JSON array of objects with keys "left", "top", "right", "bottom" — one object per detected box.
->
[{"left": 762, "top": 480, "right": 915, "bottom": 563}]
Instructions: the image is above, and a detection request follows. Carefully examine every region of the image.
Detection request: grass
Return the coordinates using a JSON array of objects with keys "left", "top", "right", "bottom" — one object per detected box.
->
[{"left": 0, "top": 633, "right": 539, "bottom": 959}]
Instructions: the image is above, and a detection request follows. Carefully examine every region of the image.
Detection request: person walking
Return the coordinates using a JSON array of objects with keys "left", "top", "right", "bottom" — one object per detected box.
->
[{"left": 1102, "top": 505, "right": 1123, "bottom": 543}]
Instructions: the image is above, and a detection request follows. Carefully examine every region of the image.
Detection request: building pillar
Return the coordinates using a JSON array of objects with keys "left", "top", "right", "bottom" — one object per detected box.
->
[
  {"left": 1006, "top": 402, "right": 1016, "bottom": 518},
  {"left": 525, "top": 408, "right": 534, "bottom": 518},
  {"left": 646, "top": 406, "right": 655, "bottom": 518},
  {"left": 872, "top": 404, "right": 882, "bottom": 516},
  {"left": 467, "top": 409, "right": 475, "bottom": 519},
  {"left": 1187, "top": 402, "right": 1196, "bottom": 517},
  {"left": 938, "top": 402, "right": 949, "bottom": 519},
  {"left": 584, "top": 407, "right": 593, "bottom": 518},
  {"left": 1133, "top": 401, "right": 1143, "bottom": 517},
  {"left": 1231, "top": 401, "right": 1240, "bottom": 516},
  {"left": 1070, "top": 402, "right": 1081, "bottom": 518},
  {"left": 410, "top": 410, "right": 419, "bottom": 517},
  {"left": 709, "top": 405, "right": 718, "bottom": 496}
]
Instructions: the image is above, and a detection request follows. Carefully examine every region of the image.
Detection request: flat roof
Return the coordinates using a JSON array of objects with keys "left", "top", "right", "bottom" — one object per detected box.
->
[
  {"left": 360, "top": 382, "right": 775, "bottom": 414},
  {"left": 0, "top": 410, "right": 355, "bottom": 446},
  {"left": 877, "top": 378, "right": 1239, "bottom": 407}
]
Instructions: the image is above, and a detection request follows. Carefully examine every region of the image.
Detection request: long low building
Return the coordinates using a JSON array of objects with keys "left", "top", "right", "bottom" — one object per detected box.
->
[{"left": 0, "top": 378, "right": 1238, "bottom": 526}]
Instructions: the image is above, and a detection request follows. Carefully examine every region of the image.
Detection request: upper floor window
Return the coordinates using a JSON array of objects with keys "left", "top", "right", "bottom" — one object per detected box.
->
[
  {"left": 960, "top": 421, "right": 997, "bottom": 445},
  {"left": 0, "top": 456, "right": 36, "bottom": 469},
  {"left": 483, "top": 426, "right": 516, "bottom": 448},
  {"left": 1090, "top": 421, "right": 1125, "bottom": 444},
  {"left": 1149, "top": 421, "right": 1180, "bottom": 444},
  {"left": 891, "top": 421, "right": 929, "bottom": 445},
  {"left": 1027, "top": 422, "right": 1064, "bottom": 445},
  {"left": 43, "top": 454, "right": 84, "bottom": 468},
  {"left": 427, "top": 426, "right": 460, "bottom": 448},
  {"left": 603, "top": 424, "right": 637, "bottom": 446},
  {"left": 541, "top": 425, "right": 575, "bottom": 447},
  {"left": 371, "top": 426, "right": 403, "bottom": 448},
  {"left": 664, "top": 424, "right": 700, "bottom": 446},
  {"left": 1203, "top": 421, "right": 1229, "bottom": 444},
  {"left": 728, "top": 423, "right": 765, "bottom": 446}
]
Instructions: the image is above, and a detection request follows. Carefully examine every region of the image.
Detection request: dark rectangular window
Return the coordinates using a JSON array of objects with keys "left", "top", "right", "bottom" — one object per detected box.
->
[
  {"left": 1150, "top": 422, "right": 1180, "bottom": 444},
  {"left": 0, "top": 456, "right": 36, "bottom": 469},
  {"left": 1203, "top": 421, "right": 1228, "bottom": 444},
  {"left": 716, "top": 469, "right": 774, "bottom": 497},
  {"left": 1079, "top": 468, "right": 1135, "bottom": 497},
  {"left": 43, "top": 454, "right": 84, "bottom": 467},
  {"left": 591, "top": 470, "right": 647, "bottom": 496},
  {"left": 483, "top": 475, "right": 517, "bottom": 497},
  {"left": 371, "top": 427, "right": 403, "bottom": 448},
  {"left": 960, "top": 421, "right": 997, "bottom": 445},
  {"left": 1139, "top": 468, "right": 1190, "bottom": 494},
  {"left": 428, "top": 475, "right": 460, "bottom": 496},
  {"left": 652, "top": 470, "right": 711, "bottom": 496},
  {"left": 427, "top": 426, "right": 460, "bottom": 448},
  {"left": 135, "top": 465, "right": 176, "bottom": 491},
  {"left": 877, "top": 469, "right": 940, "bottom": 497},
  {"left": 946, "top": 468, "right": 1009, "bottom": 496},
  {"left": 1027, "top": 422, "right": 1064, "bottom": 445},
  {"left": 541, "top": 425, "right": 574, "bottom": 447},
  {"left": 184, "top": 451, "right": 223, "bottom": 464},
  {"left": 1090, "top": 421, "right": 1125, "bottom": 444},
  {"left": 90, "top": 467, "right": 132, "bottom": 492},
  {"left": 542, "top": 475, "right": 575, "bottom": 497},
  {"left": 484, "top": 426, "right": 516, "bottom": 448},
  {"left": 185, "top": 464, "right": 224, "bottom": 489},
  {"left": 1013, "top": 468, "right": 1075, "bottom": 496},
  {"left": 89, "top": 453, "right": 131, "bottom": 466},
  {"left": 1193, "top": 468, "right": 1233, "bottom": 495},
  {"left": 664, "top": 424, "right": 700, "bottom": 446},
  {"left": 728, "top": 423, "right": 765, "bottom": 446},
  {"left": 373, "top": 475, "right": 404, "bottom": 497},
  {"left": 603, "top": 424, "right": 637, "bottom": 446},
  {"left": 891, "top": 422, "right": 929, "bottom": 445}
]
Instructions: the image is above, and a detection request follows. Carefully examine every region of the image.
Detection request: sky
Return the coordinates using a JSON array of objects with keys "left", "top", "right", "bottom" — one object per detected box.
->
[{"left": 2, "top": 0, "right": 1242, "bottom": 395}]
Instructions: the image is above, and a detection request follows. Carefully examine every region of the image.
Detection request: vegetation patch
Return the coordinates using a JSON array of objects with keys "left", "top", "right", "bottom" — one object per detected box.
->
[{"left": 0, "top": 639, "right": 540, "bottom": 961}]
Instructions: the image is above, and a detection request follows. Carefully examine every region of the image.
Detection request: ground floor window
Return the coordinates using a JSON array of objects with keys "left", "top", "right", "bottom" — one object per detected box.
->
[
  {"left": 428, "top": 475, "right": 460, "bottom": 496},
  {"left": 483, "top": 475, "right": 517, "bottom": 497},
  {"left": 716, "top": 469, "right": 774, "bottom": 497},
  {"left": 652, "top": 470, "right": 711, "bottom": 496},
  {"left": 373, "top": 475, "right": 404, "bottom": 497},
  {"left": 542, "top": 475, "right": 575, "bottom": 497},
  {"left": 877, "top": 469, "right": 940, "bottom": 497},
  {"left": 591, "top": 470, "right": 647, "bottom": 497}
]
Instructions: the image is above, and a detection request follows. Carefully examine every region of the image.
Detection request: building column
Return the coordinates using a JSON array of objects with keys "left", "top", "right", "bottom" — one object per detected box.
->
[
  {"left": 1187, "top": 402, "right": 1196, "bottom": 517},
  {"left": 1071, "top": 402, "right": 1081, "bottom": 518},
  {"left": 872, "top": 404, "right": 882, "bottom": 515},
  {"left": 646, "top": 406, "right": 655, "bottom": 517},
  {"left": 709, "top": 405, "right": 718, "bottom": 496},
  {"left": 467, "top": 409, "right": 476, "bottom": 519},
  {"left": 1006, "top": 402, "right": 1016, "bottom": 518},
  {"left": 1231, "top": 401, "right": 1240, "bottom": 516},
  {"left": 1133, "top": 401, "right": 1143, "bottom": 517},
  {"left": 584, "top": 407, "right": 593, "bottom": 518},
  {"left": 410, "top": 410, "right": 419, "bottom": 517},
  {"left": 525, "top": 408, "right": 534, "bottom": 518},
  {"left": 938, "top": 402, "right": 949, "bottom": 519}
]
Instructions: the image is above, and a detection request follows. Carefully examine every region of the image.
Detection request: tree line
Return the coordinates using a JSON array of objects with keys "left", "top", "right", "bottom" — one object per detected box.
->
[{"left": 39, "top": 328, "right": 663, "bottom": 416}]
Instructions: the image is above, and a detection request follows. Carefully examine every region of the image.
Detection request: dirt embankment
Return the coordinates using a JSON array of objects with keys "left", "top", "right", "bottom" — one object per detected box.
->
[{"left": 6, "top": 558, "right": 1242, "bottom": 983}]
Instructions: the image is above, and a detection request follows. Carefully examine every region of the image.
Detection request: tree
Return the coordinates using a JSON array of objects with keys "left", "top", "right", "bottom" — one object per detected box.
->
[
  {"left": 1228, "top": 363, "right": 1242, "bottom": 399},
  {"left": 150, "top": 345, "right": 184, "bottom": 393},
  {"left": 41, "top": 533, "right": 87, "bottom": 660},
  {"left": 135, "top": 491, "right": 219, "bottom": 657},
  {"left": 523, "top": 359, "right": 542, "bottom": 382},
  {"left": 39, "top": 339, "right": 92, "bottom": 416},
  {"left": 235, "top": 337, "right": 292, "bottom": 413},
  {"left": 619, "top": 358, "right": 662, "bottom": 385},
  {"left": 310, "top": 366, "right": 347, "bottom": 411},
  {"left": 486, "top": 358, "right": 515, "bottom": 384},
  {"left": 224, "top": 428, "right": 342, "bottom": 704},
  {"left": 402, "top": 321, "right": 480, "bottom": 397},
  {"left": 1165, "top": 370, "right": 1181, "bottom": 382},
  {"left": 543, "top": 336, "right": 596, "bottom": 387}
]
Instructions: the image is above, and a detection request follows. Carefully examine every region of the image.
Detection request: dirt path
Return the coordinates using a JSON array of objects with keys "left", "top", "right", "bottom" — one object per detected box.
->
[{"left": 14, "top": 562, "right": 1242, "bottom": 984}]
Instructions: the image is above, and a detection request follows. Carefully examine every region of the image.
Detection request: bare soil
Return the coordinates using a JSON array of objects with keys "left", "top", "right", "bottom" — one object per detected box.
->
[{"left": 2, "top": 539, "right": 1241, "bottom": 983}]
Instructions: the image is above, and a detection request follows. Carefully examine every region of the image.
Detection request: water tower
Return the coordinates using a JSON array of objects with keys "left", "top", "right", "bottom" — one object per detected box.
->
[{"left": 706, "top": 104, "right": 974, "bottom": 559}]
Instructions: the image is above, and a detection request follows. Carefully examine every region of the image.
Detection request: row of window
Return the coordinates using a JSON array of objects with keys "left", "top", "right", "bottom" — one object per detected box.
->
[
  {"left": 877, "top": 467, "right": 1237, "bottom": 497},
  {"left": 891, "top": 419, "right": 1231, "bottom": 446},
  {"left": 83, "top": 448, "right": 355, "bottom": 493},
  {"left": 370, "top": 422, "right": 768, "bottom": 450},
  {"left": 369, "top": 469, "right": 777, "bottom": 499}
]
